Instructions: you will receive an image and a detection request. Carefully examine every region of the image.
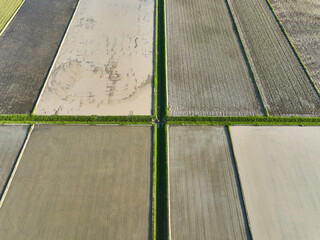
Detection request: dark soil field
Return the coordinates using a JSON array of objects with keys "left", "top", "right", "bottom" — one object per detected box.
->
[
  {"left": 0, "top": 0, "right": 78, "bottom": 114},
  {"left": 0, "top": 125, "right": 153, "bottom": 239},
  {"left": 229, "top": 0, "right": 320, "bottom": 116},
  {"left": 166, "top": 0, "right": 264, "bottom": 117},
  {"left": 269, "top": 0, "right": 320, "bottom": 91}
]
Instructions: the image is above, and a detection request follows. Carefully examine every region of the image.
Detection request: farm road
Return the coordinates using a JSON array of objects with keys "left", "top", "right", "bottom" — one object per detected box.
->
[
  {"left": 0, "top": 125, "right": 153, "bottom": 239},
  {"left": 166, "top": 0, "right": 264, "bottom": 116},
  {"left": 229, "top": 0, "right": 320, "bottom": 116},
  {"left": 0, "top": 0, "right": 78, "bottom": 114}
]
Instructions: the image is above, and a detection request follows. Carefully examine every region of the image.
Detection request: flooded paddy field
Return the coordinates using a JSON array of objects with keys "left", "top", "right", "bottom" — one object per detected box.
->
[
  {"left": 0, "top": 125, "right": 153, "bottom": 239},
  {"left": 0, "top": 125, "right": 28, "bottom": 195},
  {"left": 166, "top": 0, "right": 264, "bottom": 117},
  {"left": 35, "top": 0, "right": 154, "bottom": 116},
  {"left": 168, "top": 126, "right": 250, "bottom": 239},
  {"left": 230, "top": 126, "right": 320, "bottom": 239},
  {"left": 0, "top": 0, "right": 79, "bottom": 114}
]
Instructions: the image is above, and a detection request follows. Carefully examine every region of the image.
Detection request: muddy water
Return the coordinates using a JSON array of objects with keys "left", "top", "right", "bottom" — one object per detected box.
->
[{"left": 35, "top": 0, "right": 154, "bottom": 116}]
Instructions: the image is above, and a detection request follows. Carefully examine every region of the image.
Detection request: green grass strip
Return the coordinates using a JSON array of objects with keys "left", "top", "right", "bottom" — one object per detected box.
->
[
  {"left": 156, "top": 122, "right": 169, "bottom": 240},
  {"left": 265, "top": 0, "right": 320, "bottom": 97},
  {"left": 158, "top": 0, "right": 168, "bottom": 120},
  {"left": 0, "top": 114, "right": 153, "bottom": 125},
  {"left": 168, "top": 121, "right": 320, "bottom": 126},
  {"left": 152, "top": 125, "right": 158, "bottom": 240},
  {"left": 153, "top": 0, "right": 159, "bottom": 120},
  {"left": 225, "top": 0, "right": 270, "bottom": 117}
]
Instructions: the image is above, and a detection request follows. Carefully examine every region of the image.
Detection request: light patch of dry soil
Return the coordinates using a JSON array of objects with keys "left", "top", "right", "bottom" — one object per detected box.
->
[
  {"left": 231, "top": 126, "right": 320, "bottom": 240},
  {"left": 0, "top": 125, "right": 153, "bottom": 240},
  {"left": 35, "top": 0, "right": 154, "bottom": 116},
  {"left": 269, "top": 0, "right": 320, "bottom": 91}
]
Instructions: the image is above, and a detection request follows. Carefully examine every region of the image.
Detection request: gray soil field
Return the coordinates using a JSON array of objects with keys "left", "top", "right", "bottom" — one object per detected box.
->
[
  {"left": 168, "top": 126, "right": 250, "bottom": 239},
  {"left": 229, "top": 0, "right": 320, "bottom": 116},
  {"left": 0, "top": 0, "right": 78, "bottom": 114},
  {"left": 270, "top": 0, "right": 320, "bottom": 91},
  {"left": 0, "top": 125, "right": 153, "bottom": 240},
  {"left": 0, "top": 125, "right": 28, "bottom": 195},
  {"left": 35, "top": 0, "right": 154, "bottom": 116},
  {"left": 230, "top": 126, "right": 320, "bottom": 240},
  {"left": 166, "top": 0, "right": 264, "bottom": 116}
]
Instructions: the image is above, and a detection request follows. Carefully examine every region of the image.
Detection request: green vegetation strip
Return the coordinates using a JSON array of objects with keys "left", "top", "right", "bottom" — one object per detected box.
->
[
  {"left": 265, "top": 0, "right": 320, "bottom": 97},
  {"left": 0, "top": 0, "right": 24, "bottom": 34},
  {"left": 225, "top": 0, "right": 269, "bottom": 117},
  {"left": 0, "top": 115, "right": 153, "bottom": 125},
  {"left": 153, "top": 0, "right": 159, "bottom": 119},
  {"left": 153, "top": 125, "right": 157, "bottom": 240}
]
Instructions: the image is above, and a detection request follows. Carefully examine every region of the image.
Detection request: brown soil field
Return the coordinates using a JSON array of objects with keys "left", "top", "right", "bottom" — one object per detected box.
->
[
  {"left": 230, "top": 126, "right": 320, "bottom": 240},
  {"left": 0, "top": 125, "right": 153, "bottom": 239},
  {"left": 0, "top": 125, "right": 28, "bottom": 195},
  {"left": 269, "top": 0, "right": 320, "bottom": 91},
  {"left": 229, "top": 0, "right": 320, "bottom": 116},
  {"left": 166, "top": 0, "right": 264, "bottom": 116},
  {"left": 0, "top": 0, "right": 78, "bottom": 114},
  {"left": 35, "top": 0, "right": 154, "bottom": 116},
  {"left": 168, "top": 126, "right": 250, "bottom": 239}
]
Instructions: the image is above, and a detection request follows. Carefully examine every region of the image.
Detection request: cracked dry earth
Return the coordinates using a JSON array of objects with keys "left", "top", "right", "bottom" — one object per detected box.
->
[{"left": 35, "top": 0, "right": 154, "bottom": 116}]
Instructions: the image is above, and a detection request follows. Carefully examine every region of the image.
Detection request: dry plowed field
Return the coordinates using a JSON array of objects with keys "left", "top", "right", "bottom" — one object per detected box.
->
[
  {"left": 230, "top": 126, "right": 320, "bottom": 240},
  {"left": 166, "top": 0, "right": 264, "bottom": 116},
  {"left": 0, "top": 125, "right": 28, "bottom": 195},
  {"left": 229, "top": 0, "right": 320, "bottom": 116},
  {"left": 0, "top": 0, "right": 23, "bottom": 32},
  {"left": 269, "top": 0, "right": 320, "bottom": 91},
  {"left": 168, "top": 126, "right": 250, "bottom": 239},
  {"left": 0, "top": 0, "right": 78, "bottom": 114},
  {"left": 0, "top": 125, "right": 153, "bottom": 239},
  {"left": 35, "top": 0, "right": 154, "bottom": 116}
]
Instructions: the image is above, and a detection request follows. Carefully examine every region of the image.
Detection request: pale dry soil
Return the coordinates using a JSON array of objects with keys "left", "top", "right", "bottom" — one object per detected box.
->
[
  {"left": 0, "top": 0, "right": 78, "bottom": 114},
  {"left": 35, "top": 0, "right": 154, "bottom": 116},
  {"left": 0, "top": 125, "right": 28, "bottom": 195},
  {"left": 0, "top": 125, "right": 153, "bottom": 240},
  {"left": 270, "top": 0, "right": 320, "bottom": 91},
  {"left": 166, "top": 0, "right": 264, "bottom": 116},
  {"left": 168, "top": 126, "right": 250, "bottom": 239},
  {"left": 231, "top": 126, "right": 320, "bottom": 240},
  {"left": 229, "top": 0, "right": 320, "bottom": 116}
]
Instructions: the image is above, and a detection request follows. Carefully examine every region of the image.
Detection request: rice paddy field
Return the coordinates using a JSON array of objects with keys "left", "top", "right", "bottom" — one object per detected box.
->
[{"left": 0, "top": 0, "right": 320, "bottom": 239}]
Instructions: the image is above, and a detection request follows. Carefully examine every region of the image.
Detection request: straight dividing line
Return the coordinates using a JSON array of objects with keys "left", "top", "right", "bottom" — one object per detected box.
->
[
  {"left": 153, "top": 0, "right": 159, "bottom": 120},
  {"left": 0, "top": 0, "right": 25, "bottom": 36},
  {"left": 225, "top": 0, "right": 270, "bottom": 117},
  {"left": 31, "top": 0, "right": 82, "bottom": 115},
  {"left": 166, "top": 124, "right": 171, "bottom": 240},
  {"left": 226, "top": 126, "right": 253, "bottom": 240},
  {"left": 163, "top": 0, "right": 169, "bottom": 118},
  {"left": 0, "top": 124, "right": 34, "bottom": 209},
  {"left": 152, "top": 124, "right": 157, "bottom": 240},
  {"left": 265, "top": 0, "right": 320, "bottom": 98}
]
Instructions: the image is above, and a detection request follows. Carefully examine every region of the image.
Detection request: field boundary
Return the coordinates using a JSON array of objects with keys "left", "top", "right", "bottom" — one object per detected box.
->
[
  {"left": 0, "top": 124, "right": 33, "bottom": 209},
  {"left": 153, "top": 0, "right": 159, "bottom": 119},
  {"left": 0, "top": 0, "right": 25, "bottom": 36},
  {"left": 265, "top": 0, "right": 320, "bottom": 97},
  {"left": 152, "top": 125, "right": 157, "bottom": 240},
  {"left": 31, "top": 0, "right": 82, "bottom": 115},
  {"left": 225, "top": 0, "right": 269, "bottom": 117},
  {"left": 227, "top": 126, "right": 253, "bottom": 240}
]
